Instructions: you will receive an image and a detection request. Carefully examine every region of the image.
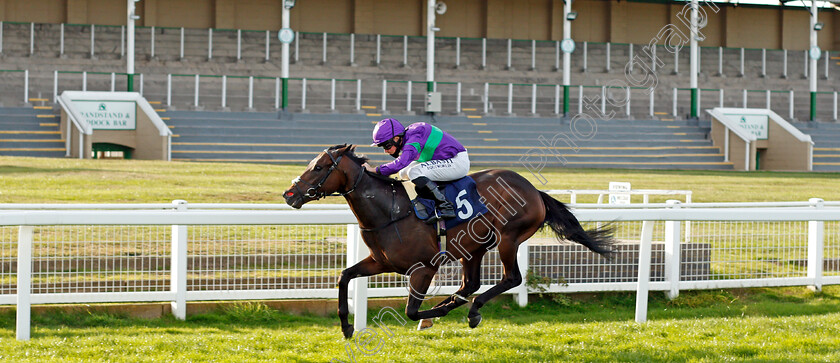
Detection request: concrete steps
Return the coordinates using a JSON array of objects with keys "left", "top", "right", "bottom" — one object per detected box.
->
[
  {"left": 793, "top": 121, "right": 840, "bottom": 172},
  {"left": 163, "top": 110, "right": 731, "bottom": 170},
  {"left": 0, "top": 106, "right": 65, "bottom": 157}
]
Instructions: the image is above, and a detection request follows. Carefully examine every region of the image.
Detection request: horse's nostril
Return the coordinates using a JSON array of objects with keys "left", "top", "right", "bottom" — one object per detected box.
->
[{"left": 284, "top": 191, "right": 294, "bottom": 198}]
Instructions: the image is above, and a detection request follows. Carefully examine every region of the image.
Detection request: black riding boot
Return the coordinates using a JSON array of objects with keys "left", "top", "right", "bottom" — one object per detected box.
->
[{"left": 413, "top": 177, "right": 456, "bottom": 224}]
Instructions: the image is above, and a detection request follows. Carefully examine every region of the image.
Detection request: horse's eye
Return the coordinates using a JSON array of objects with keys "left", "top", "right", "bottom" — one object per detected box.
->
[{"left": 314, "top": 165, "right": 323, "bottom": 171}]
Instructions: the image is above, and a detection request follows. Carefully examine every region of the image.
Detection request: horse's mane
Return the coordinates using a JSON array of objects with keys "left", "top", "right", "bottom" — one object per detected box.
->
[
  {"left": 328, "top": 144, "right": 369, "bottom": 165},
  {"left": 328, "top": 144, "right": 402, "bottom": 186}
]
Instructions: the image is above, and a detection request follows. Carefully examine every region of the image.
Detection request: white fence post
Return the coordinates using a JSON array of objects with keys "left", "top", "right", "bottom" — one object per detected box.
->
[
  {"left": 664, "top": 200, "right": 682, "bottom": 300},
  {"left": 672, "top": 88, "right": 677, "bottom": 117},
  {"left": 635, "top": 220, "right": 655, "bottom": 323},
  {"left": 719, "top": 89, "right": 724, "bottom": 108},
  {"left": 29, "top": 22, "right": 34, "bottom": 55},
  {"left": 402, "top": 35, "right": 408, "bottom": 67},
  {"left": 531, "top": 84, "right": 537, "bottom": 115},
  {"left": 483, "top": 82, "right": 489, "bottom": 114},
  {"left": 626, "top": 87, "right": 631, "bottom": 116},
  {"left": 139, "top": 73, "right": 144, "bottom": 96},
  {"left": 194, "top": 74, "right": 200, "bottom": 107},
  {"left": 481, "top": 38, "right": 487, "bottom": 69},
  {"left": 457, "top": 82, "right": 462, "bottom": 114},
  {"left": 456, "top": 37, "right": 461, "bottom": 68},
  {"left": 248, "top": 76, "right": 254, "bottom": 110},
  {"left": 578, "top": 85, "right": 583, "bottom": 114},
  {"left": 381, "top": 79, "right": 387, "bottom": 111},
  {"left": 320, "top": 32, "right": 327, "bottom": 64},
  {"left": 606, "top": 42, "right": 611, "bottom": 72},
  {"left": 516, "top": 241, "right": 529, "bottom": 307},
  {"left": 274, "top": 77, "right": 280, "bottom": 110},
  {"left": 506, "top": 39, "right": 512, "bottom": 70},
  {"left": 0, "top": 21, "right": 4, "bottom": 54},
  {"left": 265, "top": 30, "right": 270, "bottom": 61},
  {"left": 790, "top": 90, "right": 795, "bottom": 119},
  {"left": 294, "top": 31, "right": 299, "bottom": 63},
  {"left": 766, "top": 90, "right": 771, "bottom": 109},
  {"left": 717, "top": 47, "right": 723, "bottom": 76},
  {"left": 207, "top": 28, "right": 213, "bottom": 60},
  {"left": 347, "top": 224, "right": 368, "bottom": 332},
  {"left": 60, "top": 23, "right": 64, "bottom": 57},
  {"left": 179, "top": 27, "right": 185, "bottom": 60},
  {"left": 782, "top": 49, "right": 787, "bottom": 78},
  {"left": 808, "top": 198, "right": 825, "bottom": 292},
  {"left": 23, "top": 70, "right": 29, "bottom": 105},
  {"left": 330, "top": 78, "right": 336, "bottom": 111},
  {"left": 761, "top": 48, "right": 766, "bottom": 77},
  {"left": 170, "top": 200, "right": 188, "bottom": 320},
  {"left": 531, "top": 39, "right": 536, "bottom": 70},
  {"left": 90, "top": 24, "right": 95, "bottom": 58},
  {"left": 583, "top": 41, "right": 588, "bottom": 72},
  {"left": 349, "top": 33, "right": 355, "bottom": 66},
  {"left": 167, "top": 74, "right": 172, "bottom": 106},
  {"left": 739, "top": 48, "right": 744, "bottom": 77},
  {"left": 302, "top": 78, "right": 307, "bottom": 110},
  {"left": 406, "top": 80, "right": 412, "bottom": 112},
  {"left": 17, "top": 225, "right": 33, "bottom": 341},
  {"left": 375, "top": 34, "right": 381, "bottom": 66},
  {"left": 554, "top": 84, "right": 560, "bottom": 115},
  {"left": 743, "top": 89, "right": 748, "bottom": 108},
  {"left": 507, "top": 83, "right": 513, "bottom": 115},
  {"left": 355, "top": 79, "right": 361, "bottom": 111},
  {"left": 150, "top": 26, "right": 155, "bottom": 58},
  {"left": 82, "top": 71, "right": 87, "bottom": 92},
  {"left": 237, "top": 29, "right": 242, "bottom": 61},
  {"left": 110, "top": 72, "right": 115, "bottom": 92},
  {"left": 221, "top": 75, "right": 227, "bottom": 109},
  {"left": 834, "top": 92, "right": 837, "bottom": 121},
  {"left": 649, "top": 89, "right": 654, "bottom": 116},
  {"left": 53, "top": 70, "right": 58, "bottom": 103}
]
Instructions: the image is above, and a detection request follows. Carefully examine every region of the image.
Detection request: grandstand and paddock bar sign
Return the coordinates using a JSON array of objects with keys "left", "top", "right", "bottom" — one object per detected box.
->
[
  {"left": 71, "top": 100, "right": 136, "bottom": 130},
  {"left": 725, "top": 113, "right": 768, "bottom": 140}
]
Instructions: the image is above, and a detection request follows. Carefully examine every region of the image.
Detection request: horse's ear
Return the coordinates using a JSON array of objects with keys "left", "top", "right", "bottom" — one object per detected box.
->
[{"left": 339, "top": 144, "right": 354, "bottom": 155}]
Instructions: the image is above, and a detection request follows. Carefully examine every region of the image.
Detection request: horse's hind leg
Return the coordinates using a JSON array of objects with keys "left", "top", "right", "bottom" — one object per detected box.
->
[
  {"left": 417, "top": 256, "right": 484, "bottom": 329},
  {"left": 467, "top": 238, "right": 524, "bottom": 328}
]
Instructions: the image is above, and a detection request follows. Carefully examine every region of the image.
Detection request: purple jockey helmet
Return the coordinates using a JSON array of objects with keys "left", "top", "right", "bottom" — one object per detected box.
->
[{"left": 370, "top": 118, "right": 406, "bottom": 146}]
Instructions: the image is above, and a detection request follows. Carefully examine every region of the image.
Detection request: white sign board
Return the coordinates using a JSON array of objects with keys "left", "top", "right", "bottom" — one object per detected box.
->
[
  {"left": 608, "top": 182, "right": 631, "bottom": 204},
  {"left": 726, "top": 113, "right": 768, "bottom": 140},
  {"left": 72, "top": 100, "right": 137, "bottom": 130}
]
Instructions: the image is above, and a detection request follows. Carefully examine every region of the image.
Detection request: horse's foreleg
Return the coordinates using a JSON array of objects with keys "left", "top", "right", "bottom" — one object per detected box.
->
[{"left": 337, "top": 256, "right": 387, "bottom": 339}]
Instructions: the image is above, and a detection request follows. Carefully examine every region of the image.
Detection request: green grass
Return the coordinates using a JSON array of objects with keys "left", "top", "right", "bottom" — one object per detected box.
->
[
  {"left": 1, "top": 156, "right": 840, "bottom": 361},
  {"left": 0, "top": 287, "right": 839, "bottom": 362}
]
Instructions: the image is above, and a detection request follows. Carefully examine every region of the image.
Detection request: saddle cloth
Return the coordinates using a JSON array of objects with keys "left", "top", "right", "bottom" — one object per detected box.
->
[{"left": 412, "top": 176, "right": 488, "bottom": 229}]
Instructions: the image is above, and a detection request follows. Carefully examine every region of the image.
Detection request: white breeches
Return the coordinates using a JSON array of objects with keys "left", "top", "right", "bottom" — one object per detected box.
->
[{"left": 398, "top": 151, "right": 470, "bottom": 182}]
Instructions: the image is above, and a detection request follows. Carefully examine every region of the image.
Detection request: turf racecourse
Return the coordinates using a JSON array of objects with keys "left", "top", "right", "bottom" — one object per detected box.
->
[{"left": 1, "top": 156, "right": 840, "bottom": 361}]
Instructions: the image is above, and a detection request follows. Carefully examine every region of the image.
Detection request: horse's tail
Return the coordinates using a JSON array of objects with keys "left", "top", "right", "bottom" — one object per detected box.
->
[{"left": 539, "top": 191, "right": 616, "bottom": 257}]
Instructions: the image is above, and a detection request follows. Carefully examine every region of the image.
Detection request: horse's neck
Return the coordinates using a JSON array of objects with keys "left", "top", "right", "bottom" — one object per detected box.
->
[{"left": 343, "top": 173, "right": 410, "bottom": 229}]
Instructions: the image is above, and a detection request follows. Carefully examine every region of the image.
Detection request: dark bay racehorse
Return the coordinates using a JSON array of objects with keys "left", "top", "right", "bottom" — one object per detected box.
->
[{"left": 283, "top": 144, "right": 616, "bottom": 339}]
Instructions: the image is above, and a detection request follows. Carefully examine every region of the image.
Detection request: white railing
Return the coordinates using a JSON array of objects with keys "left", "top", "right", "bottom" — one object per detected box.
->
[{"left": 1, "top": 199, "right": 839, "bottom": 340}]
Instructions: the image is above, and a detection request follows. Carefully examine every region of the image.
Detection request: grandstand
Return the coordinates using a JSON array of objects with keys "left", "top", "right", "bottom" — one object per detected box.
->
[{"left": 1, "top": 0, "right": 839, "bottom": 171}]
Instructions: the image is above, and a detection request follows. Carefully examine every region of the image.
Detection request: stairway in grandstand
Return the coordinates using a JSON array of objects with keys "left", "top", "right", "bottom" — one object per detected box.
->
[
  {"left": 794, "top": 121, "right": 840, "bottom": 172},
  {"left": 0, "top": 104, "right": 65, "bottom": 158},
  {"left": 167, "top": 111, "right": 732, "bottom": 170}
]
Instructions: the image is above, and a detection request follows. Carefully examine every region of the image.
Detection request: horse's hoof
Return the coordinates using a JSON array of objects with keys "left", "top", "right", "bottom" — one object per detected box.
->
[
  {"left": 342, "top": 325, "right": 354, "bottom": 339},
  {"left": 468, "top": 314, "right": 482, "bottom": 329},
  {"left": 417, "top": 319, "right": 434, "bottom": 331}
]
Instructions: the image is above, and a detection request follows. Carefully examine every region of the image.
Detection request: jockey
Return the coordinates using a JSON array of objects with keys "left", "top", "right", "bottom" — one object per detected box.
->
[{"left": 364, "top": 118, "right": 470, "bottom": 223}]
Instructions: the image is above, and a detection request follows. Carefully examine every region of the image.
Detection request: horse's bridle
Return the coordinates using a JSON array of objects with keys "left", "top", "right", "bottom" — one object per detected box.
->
[{"left": 290, "top": 149, "right": 364, "bottom": 200}]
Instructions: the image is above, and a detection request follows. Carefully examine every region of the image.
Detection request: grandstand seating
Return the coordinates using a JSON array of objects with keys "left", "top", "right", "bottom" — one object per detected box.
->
[
  {"left": 793, "top": 121, "right": 840, "bottom": 172},
  {"left": 1, "top": 22, "right": 838, "bottom": 121},
  {"left": 0, "top": 22, "right": 838, "bottom": 171}
]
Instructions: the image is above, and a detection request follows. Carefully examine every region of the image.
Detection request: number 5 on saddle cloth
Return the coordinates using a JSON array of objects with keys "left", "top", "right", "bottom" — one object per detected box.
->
[{"left": 411, "top": 176, "right": 488, "bottom": 230}]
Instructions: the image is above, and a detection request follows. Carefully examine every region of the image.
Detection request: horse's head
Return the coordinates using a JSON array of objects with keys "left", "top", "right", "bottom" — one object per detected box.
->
[{"left": 283, "top": 144, "right": 366, "bottom": 209}]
